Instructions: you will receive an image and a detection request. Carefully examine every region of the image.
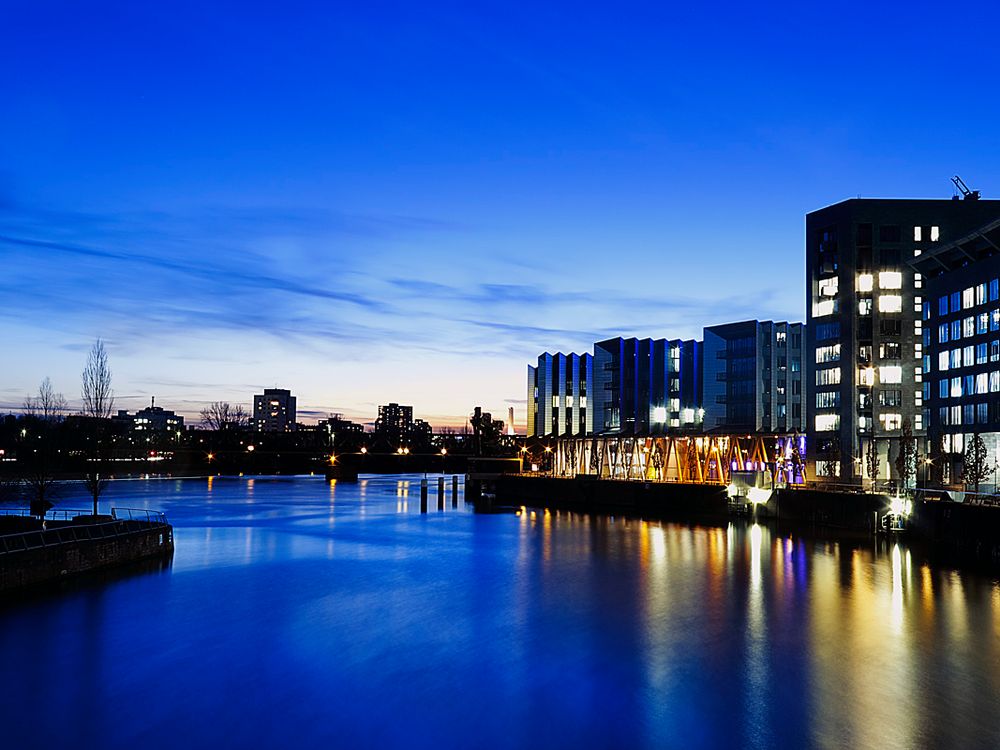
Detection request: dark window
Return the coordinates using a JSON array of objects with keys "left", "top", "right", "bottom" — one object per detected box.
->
[
  {"left": 879, "top": 225, "right": 901, "bottom": 243},
  {"left": 880, "top": 247, "right": 901, "bottom": 265},
  {"left": 880, "top": 320, "right": 902, "bottom": 336},
  {"left": 857, "top": 223, "right": 873, "bottom": 245}
]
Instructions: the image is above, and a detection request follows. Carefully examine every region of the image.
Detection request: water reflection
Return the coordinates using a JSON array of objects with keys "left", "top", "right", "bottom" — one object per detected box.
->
[{"left": 3, "top": 476, "right": 1000, "bottom": 749}]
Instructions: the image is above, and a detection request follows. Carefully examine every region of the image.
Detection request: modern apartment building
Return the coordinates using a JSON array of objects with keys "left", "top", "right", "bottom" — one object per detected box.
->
[
  {"left": 806, "top": 197, "right": 1000, "bottom": 481},
  {"left": 526, "top": 352, "right": 593, "bottom": 437},
  {"left": 702, "top": 320, "right": 805, "bottom": 433},
  {"left": 253, "top": 388, "right": 297, "bottom": 432},
  {"left": 591, "top": 337, "right": 702, "bottom": 435},
  {"left": 913, "top": 215, "right": 1000, "bottom": 484}
]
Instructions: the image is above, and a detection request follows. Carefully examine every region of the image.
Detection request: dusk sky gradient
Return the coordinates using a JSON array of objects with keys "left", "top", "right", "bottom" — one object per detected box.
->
[{"left": 4, "top": 1, "right": 1000, "bottom": 428}]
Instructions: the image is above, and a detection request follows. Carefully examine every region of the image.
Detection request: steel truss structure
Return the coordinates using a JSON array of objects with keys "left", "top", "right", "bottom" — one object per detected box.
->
[{"left": 550, "top": 434, "right": 806, "bottom": 486}]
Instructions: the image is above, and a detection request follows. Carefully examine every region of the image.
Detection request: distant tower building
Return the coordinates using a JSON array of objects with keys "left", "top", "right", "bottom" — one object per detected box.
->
[
  {"left": 702, "top": 320, "right": 805, "bottom": 433},
  {"left": 112, "top": 396, "right": 184, "bottom": 434},
  {"left": 507, "top": 406, "right": 515, "bottom": 436},
  {"left": 374, "top": 403, "right": 415, "bottom": 447},
  {"left": 253, "top": 388, "right": 297, "bottom": 432}
]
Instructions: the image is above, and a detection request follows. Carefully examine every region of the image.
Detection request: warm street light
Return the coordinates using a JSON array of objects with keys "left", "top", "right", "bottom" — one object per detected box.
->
[
  {"left": 329, "top": 454, "right": 336, "bottom": 465},
  {"left": 360, "top": 446, "right": 367, "bottom": 454},
  {"left": 247, "top": 445, "right": 255, "bottom": 452},
  {"left": 397, "top": 447, "right": 404, "bottom": 455},
  {"left": 441, "top": 447, "right": 447, "bottom": 455},
  {"left": 403, "top": 447, "right": 410, "bottom": 455},
  {"left": 207, "top": 452, "right": 214, "bottom": 461}
]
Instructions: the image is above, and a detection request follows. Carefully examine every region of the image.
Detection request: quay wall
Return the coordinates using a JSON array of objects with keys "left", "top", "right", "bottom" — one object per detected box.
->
[{"left": 0, "top": 522, "right": 174, "bottom": 592}]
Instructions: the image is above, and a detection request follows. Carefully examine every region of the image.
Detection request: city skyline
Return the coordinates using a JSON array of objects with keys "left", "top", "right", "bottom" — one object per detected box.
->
[{"left": 5, "top": 3, "right": 1000, "bottom": 427}]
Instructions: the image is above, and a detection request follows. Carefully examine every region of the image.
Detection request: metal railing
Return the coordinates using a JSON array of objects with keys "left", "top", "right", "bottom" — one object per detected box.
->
[
  {"left": 0, "top": 507, "right": 93, "bottom": 521},
  {"left": 0, "top": 507, "right": 171, "bottom": 556}
]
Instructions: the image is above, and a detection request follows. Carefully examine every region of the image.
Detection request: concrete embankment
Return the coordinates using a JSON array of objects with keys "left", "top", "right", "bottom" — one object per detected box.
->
[
  {"left": 0, "top": 517, "right": 174, "bottom": 592},
  {"left": 478, "top": 475, "right": 888, "bottom": 533}
]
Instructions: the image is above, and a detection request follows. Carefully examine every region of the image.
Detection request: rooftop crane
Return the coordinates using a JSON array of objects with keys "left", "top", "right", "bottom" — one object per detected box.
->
[{"left": 952, "top": 174, "right": 981, "bottom": 200}]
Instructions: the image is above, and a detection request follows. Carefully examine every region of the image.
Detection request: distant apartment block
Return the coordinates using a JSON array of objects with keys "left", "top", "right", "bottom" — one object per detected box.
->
[
  {"left": 253, "top": 388, "right": 297, "bottom": 432},
  {"left": 806, "top": 197, "right": 1000, "bottom": 480},
  {"left": 113, "top": 397, "right": 184, "bottom": 434},
  {"left": 703, "top": 320, "right": 804, "bottom": 433}
]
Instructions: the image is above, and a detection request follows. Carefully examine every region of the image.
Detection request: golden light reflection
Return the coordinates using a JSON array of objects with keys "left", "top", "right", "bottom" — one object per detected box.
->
[{"left": 890, "top": 544, "right": 904, "bottom": 634}]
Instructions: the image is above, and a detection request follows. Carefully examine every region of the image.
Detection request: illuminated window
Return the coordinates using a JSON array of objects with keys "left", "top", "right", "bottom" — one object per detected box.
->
[
  {"left": 681, "top": 408, "right": 695, "bottom": 424},
  {"left": 879, "top": 413, "right": 902, "bottom": 431},
  {"left": 879, "top": 295, "right": 902, "bottom": 313},
  {"left": 859, "top": 367, "right": 875, "bottom": 386},
  {"left": 878, "top": 271, "right": 902, "bottom": 289},
  {"left": 964, "top": 346, "right": 974, "bottom": 367},
  {"left": 914, "top": 226, "right": 922, "bottom": 241},
  {"left": 879, "top": 366, "right": 902, "bottom": 383},
  {"left": 857, "top": 274, "right": 874, "bottom": 292},
  {"left": 652, "top": 406, "right": 667, "bottom": 422},
  {"left": 579, "top": 396, "right": 587, "bottom": 408},
  {"left": 915, "top": 272, "right": 922, "bottom": 289},
  {"left": 815, "top": 344, "right": 841, "bottom": 363},
  {"left": 951, "top": 377, "right": 962, "bottom": 398},
  {"left": 964, "top": 288, "right": 975, "bottom": 309},
  {"left": 819, "top": 277, "right": 839, "bottom": 297},
  {"left": 815, "top": 414, "right": 840, "bottom": 431},
  {"left": 565, "top": 396, "right": 573, "bottom": 407},
  {"left": 963, "top": 317, "right": 975, "bottom": 338},
  {"left": 858, "top": 298, "right": 873, "bottom": 316},
  {"left": 816, "top": 367, "right": 841, "bottom": 386},
  {"left": 931, "top": 226, "right": 940, "bottom": 241},
  {"left": 813, "top": 299, "right": 836, "bottom": 317},
  {"left": 552, "top": 396, "right": 559, "bottom": 408},
  {"left": 816, "top": 391, "right": 840, "bottom": 408},
  {"left": 977, "top": 284, "right": 987, "bottom": 305}
]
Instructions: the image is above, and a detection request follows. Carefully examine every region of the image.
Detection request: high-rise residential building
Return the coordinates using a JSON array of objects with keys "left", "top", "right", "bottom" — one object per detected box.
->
[
  {"left": 527, "top": 352, "right": 593, "bottom": 437},
  {"left": 592, "top": 337, "right": 702, "bottom": 435},
  {"left": 912, "top": 216, "right": 1000, "bottom": 484},
  {"left": 702, "top": 320, "right": 805, "bottom": 433},
  {"left": 806, "top": 197, "right": 1000, "bottom": 481},
  {"left": 253, "top": 388, "right": 297, "bottom": 432}
]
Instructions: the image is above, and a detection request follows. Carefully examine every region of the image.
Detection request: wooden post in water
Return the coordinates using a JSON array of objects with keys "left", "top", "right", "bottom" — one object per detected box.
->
[
  {"left": 451, "top": 475, "right": 458, "bottom": 507},
  {"left": 437, "top": 476, "right": 445, "bottom": 510},
  {"left": 420, "top": 478, "right": 428, "bottom": 513}
]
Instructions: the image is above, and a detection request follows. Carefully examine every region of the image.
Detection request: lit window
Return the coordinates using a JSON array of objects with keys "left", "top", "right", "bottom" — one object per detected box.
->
[
  {"left": 813, "top": 299, "right": 836, "bottom": 317},
  {"left": 565, "top": 396, "right": 573, "bottom": 407},
  {"left": 858, "top": 298, "right": 873, "bottom": 316},
  {"left": 915, "top": 415, "right": 923, "bottom": 430},
  {"left": 652, "top": 406, "right": 667, "bottom": 422},
  {"left": 552, "top": 396, "right": 559, "bottom": 408},
  {"left": 951, "top": 378, "right": 962, "bottom": 398},
  {"left": 931, "top": 226, "right": 940, "bottom": 241},
  {"left": 859, "top": 367, "right": 875, "bottom": 386},
  {"left": 914, "top": 226, "right": 922, "bottom": 241},
  {"left": 879, "top": 413, "right": 902, "bottom": 431},
  {"left": 879, "top": 295, "right": 902, "bottom": 313},
  {"left": 964, "top": 288, "right": 975, "bottom": 309},
  {"left": 681, "top": 408, "right": 695, "bottom": 424},
  {"left": 816, "top": 367, "right": 841, "bottom": 386},
  {"left": 878, "top": 271, "right": 903, "bottom": 289},
  {"left": 815, "top": 415, "right": 840, "bottom": 431},
  {"left": 819, "top": 277, "right": 839, "bottom": 297},
  {"left": 579, "top": 397, "right": 587, "bottom": 408},
  {"left": 857, "top": 274, "right": 874, "bottom": 293},
  {"left": 879, "top": 366, "right": 903, "bottom": 384},
  {"left": 815, "top": 344, "right": 841, "bottom": 364}
]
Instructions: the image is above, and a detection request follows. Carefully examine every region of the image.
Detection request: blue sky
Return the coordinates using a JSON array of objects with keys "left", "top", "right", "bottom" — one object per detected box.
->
[{"left": 3, "top": 1, "right": 1000, "bottom": 428}]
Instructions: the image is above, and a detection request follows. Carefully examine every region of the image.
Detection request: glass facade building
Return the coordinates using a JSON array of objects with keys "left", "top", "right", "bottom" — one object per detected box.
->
[
  {"left": 806, "top": 198, "right": 1000, "bottom": 480},
  {"left": 702, "top": 320, "right": 804, "bottom": 433}
]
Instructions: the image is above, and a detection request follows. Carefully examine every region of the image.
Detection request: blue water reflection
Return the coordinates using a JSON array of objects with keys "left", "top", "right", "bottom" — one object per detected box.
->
[{"left": 2, "top": 475, "right": 1000, "bottom": 749}]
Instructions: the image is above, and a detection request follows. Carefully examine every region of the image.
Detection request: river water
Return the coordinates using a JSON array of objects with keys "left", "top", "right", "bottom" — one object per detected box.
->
[{"left": 2, "top": 474, "right": 1000, "bottom": 749}]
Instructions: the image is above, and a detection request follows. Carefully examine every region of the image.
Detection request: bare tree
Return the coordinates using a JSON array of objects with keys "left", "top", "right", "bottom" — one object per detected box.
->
[
  {"left": 866, "top": 435, "right": 880, "bottom": 492},
  {"left": 200, "top": 401, "right": 249, "bottom": 430},
  {"left": 963, "top": 433, "right": 992, "bottom": 494},
  {"left": 22, "top": 377, "right": 67, "bottom": 422},
  {"left": 894, "top": 419, "right": 918, "bottom": 489},
  {"left": 81, "top": 339, "right": 115, "bottom": 419},
  {"left": 81, "top": 339, "right": 115, "bottom": 516}
]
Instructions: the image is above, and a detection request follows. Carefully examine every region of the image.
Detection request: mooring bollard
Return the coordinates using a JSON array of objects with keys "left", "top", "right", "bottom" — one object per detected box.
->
[
  {"left": 452, "top": 475, "right": 458, "bottom": 507},
  {"left": 420, "top": 478, "right": 428, "bottom": 513},
  {"left": 438, "top": 477, "right": 445, "bottom": 510}
]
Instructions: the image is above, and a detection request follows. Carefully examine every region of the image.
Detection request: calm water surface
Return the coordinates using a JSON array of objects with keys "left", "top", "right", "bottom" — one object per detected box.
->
[{"left": 2, "top": 474, "right": 1000, "bottom": 749}]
